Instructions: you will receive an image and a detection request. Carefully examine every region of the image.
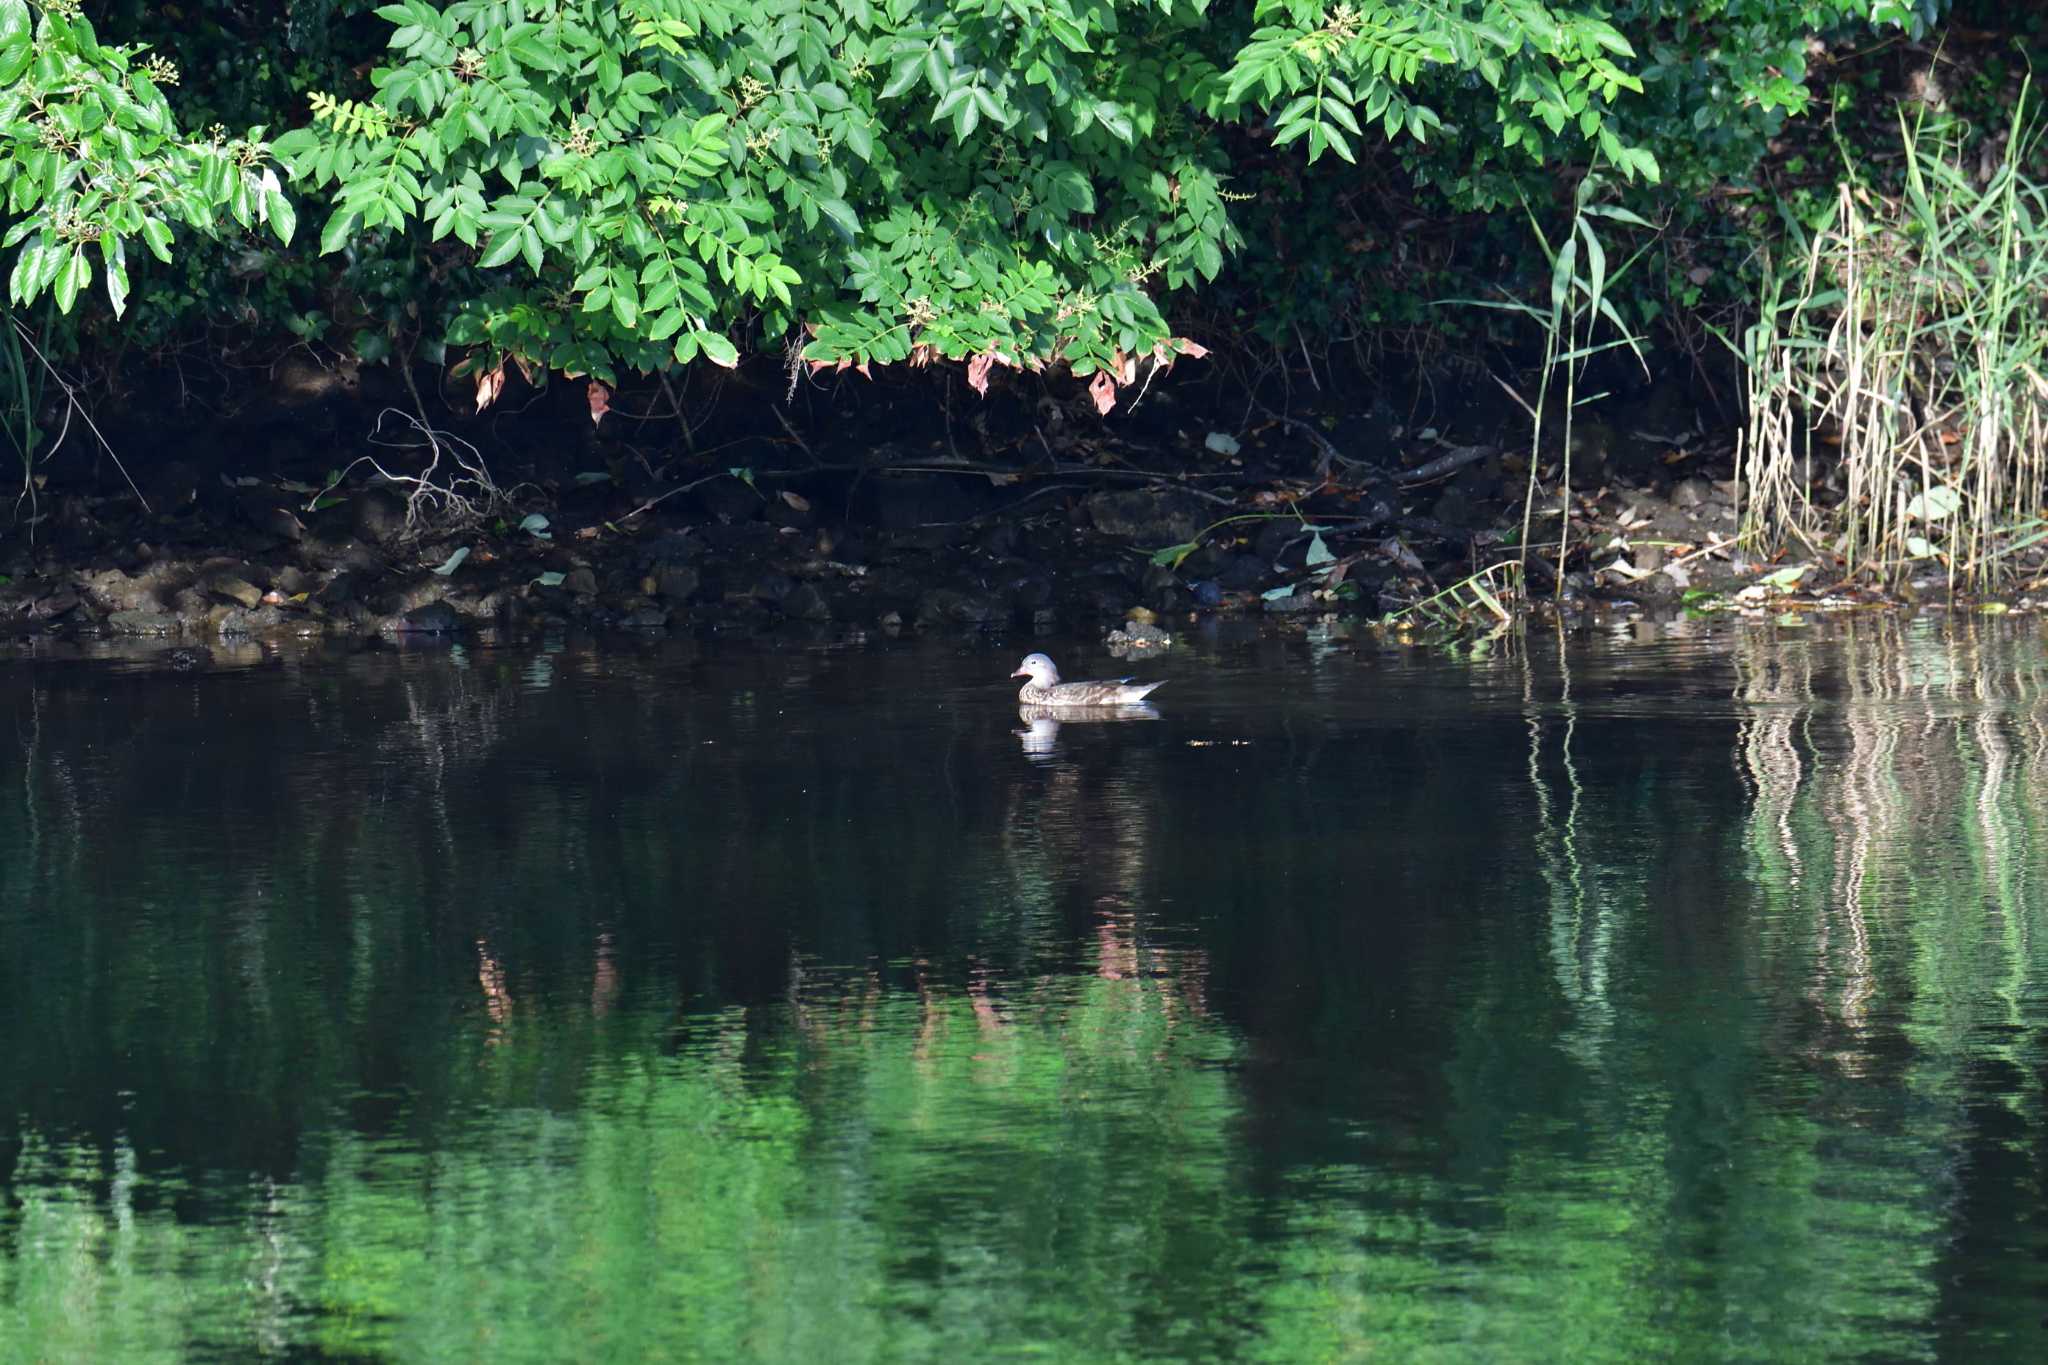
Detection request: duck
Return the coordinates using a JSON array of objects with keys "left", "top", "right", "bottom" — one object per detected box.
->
[{"left": 1010, "top": 652, "right": 1164, "bottom": 707}]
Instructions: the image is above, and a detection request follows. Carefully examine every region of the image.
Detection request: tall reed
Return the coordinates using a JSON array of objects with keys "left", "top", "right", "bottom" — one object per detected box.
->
[
  {"left": 1738, "top": 81, "right": 2048, "bottom": 588},
  {"left": 1442, "top": 171, "right": 1650, "bottom": 599}
]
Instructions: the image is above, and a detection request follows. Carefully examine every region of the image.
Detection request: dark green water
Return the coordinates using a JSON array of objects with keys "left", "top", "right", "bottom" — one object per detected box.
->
[{"left": 4, "top": 618, "right": 2047, "bottom": 1362}]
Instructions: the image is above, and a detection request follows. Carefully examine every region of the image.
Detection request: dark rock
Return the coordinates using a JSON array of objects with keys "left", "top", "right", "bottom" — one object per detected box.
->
[
  {"left": 977, "top": 522, "right": 1020, "bottom": 558},
  {"left": 32, "top": 588, "right": 79, "bottom": 620},
  {"left": 172, "top": 587, "right": 214, "bottom": 623},
  {"left": 695, "top": 476, "right": 762, "bottom": 523},
  {"left": 1083, "top": 488, "right": 1206, "bottom": 545},
  {"left": 272, "top": 565, "right": 311, "bottom": 596},
  {"left": 1002, "top": 571, "right": 1054, "bottom": 613},
  {"left": 655, "top": 564, "right": 701, "bottom": 602},
  {"left": 79, "top": 565, "right": 174, "bottom": 614},
  {"left": 1191, "top": 580, "right": 1225, "bottom": 609},
  {"left": 1670, "top": 477, "right": 1716, "bottom": 509},
  {"left": 829, "top": 529, "right": 868, "bottom": 564},
  {"left": 1262, "top": 588, "right": 1317, "bottom": 615},
  {"left": 892, "top": 524, "right": 974, "bottom": 553},
  {"left": 750, "top": 570, "right": 795, "bottom": 603},
  {"left": 1430, "top": 485, "right": 1489, "bottom": 531},
  {"left": 698, "top": 521, "right": 777, "bottom": 555},
  {"left": 353, "top": 489, "right": 407, "bottom": 543},
  {"left": 1151, "top": 585, "right": 1191, "bottom": 614},
  {"left": 1216, "top": 554, "right": 1269, "bottom": 591},
  {"left": 864, "top": 567, "right": 924, "bottom": 606},
  {"left": 395, "top": 600, "right": 462, "bottom": 634},
  {"left": 264, "top": 506, "right": 307, "bottom": 543},
  {"left": 108, "top": 610, "right": 179, "bottom": 635},
  {"left": 863, "top": 474, "right": 993, "bottom": 530},
  {"left": 640, "top": 531, "right": 700, "bottom": 565},
  {"left": 317, "top": 572, "right": 360, "bottom": 607},
  {"left": 207, "top": 575, "right": 265, "bottom": 609},
  {"left": 1179, "top": 542, "right": 1228, "bottom": 577},
  {"left": 780, "top": 582, "right": 832, "bottom": 622},
  {"left": 216, "top": 605, "right": 288, "bottom": 636},
  {"left": 1106, "top": 620, "right": 1172, "bottom": 651},
  {"left": 1078, "top": 583, "right": 1130, "bottom": 617},
  {"left": 1608, "top": 571, "right": 1684, "bottom": 604},
  {"left": 302, "top": 538, "right": 388, "bottom": 575},
  {"left": 1253, "top": 519, "right": 1299, "bottom": 561},
  {"left": 916, "top": 587, "right": 1000, "bottom": 628},
  {"left": 617, "top": 603, "right": 671, "bottom": 630},
  {"left": 563, "top": 567, "right": 600, "bottom": 596}
]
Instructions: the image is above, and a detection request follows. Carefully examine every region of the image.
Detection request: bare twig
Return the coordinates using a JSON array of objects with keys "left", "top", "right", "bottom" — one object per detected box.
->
[
  {"left": 620, "top": 467, "right": 754, "bottom": 521},
  {"left": 1396, "top": 443, "right": 1498, "bottom": 486},
  {"left": 770, "top": 403, "right": 815, "bottom": 464},
  {"left": 8, "top": 317, "right": 151, "bottom": 525},
  {"left": 1256, "top": 404, "right": 1361, "bottom": 478}
]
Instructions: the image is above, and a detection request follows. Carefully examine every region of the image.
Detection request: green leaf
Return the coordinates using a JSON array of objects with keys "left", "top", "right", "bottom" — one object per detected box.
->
[
  {"left": 478, "top": 230, "right": 522, "bottom": 269},
  {"left": 0, "top": 0, "right": 30, "bottom": 86},
  {"left": 264, "top": 189, "right": 298, "bottom": 246},
  {"left": 1151, "top": 542, "right": 1198, "bottom": 568},
  {"left": 52, "top": 250, "right": 86, "bottom": 314},
  {"left": 99, "top": 236, "right": 128, "bottom": 318},
  {"left": 138, "top": 217, "right": 172, "bottom": 263},
  {"left": 318, "top": 209, "right": 360, "bottom": 255},
  {"left": 6, "top": 242, "right": 41, "bottom": 304},
  {"left": 697, "top": 331, "right": 739, "bottom": 368}
]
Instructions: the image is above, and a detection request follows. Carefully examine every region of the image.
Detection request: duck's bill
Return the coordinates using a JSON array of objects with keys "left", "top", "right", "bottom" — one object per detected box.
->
[{"left": 1010, "top": 669, "right": 1028, "bottom": 678}]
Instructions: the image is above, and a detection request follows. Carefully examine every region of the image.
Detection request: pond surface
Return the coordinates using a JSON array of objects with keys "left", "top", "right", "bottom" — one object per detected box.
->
[{"left": 4, "top": 618, "right": 2047, "bottom": 1362}]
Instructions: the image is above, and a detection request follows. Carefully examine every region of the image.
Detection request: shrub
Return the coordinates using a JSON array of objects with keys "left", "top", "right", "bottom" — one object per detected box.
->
[{"left": 1, "top": 0, "right": 293, "bottom": 319}]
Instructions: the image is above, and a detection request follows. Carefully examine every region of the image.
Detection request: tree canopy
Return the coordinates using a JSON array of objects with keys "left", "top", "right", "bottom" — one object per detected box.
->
[{"left": 3, "top": 0, "right": 1937, "bottom": 409}]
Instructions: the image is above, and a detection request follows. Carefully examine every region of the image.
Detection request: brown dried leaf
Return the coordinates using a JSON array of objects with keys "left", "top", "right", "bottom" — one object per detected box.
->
[
  {"left": 1089, "top": 371, "right": 1117, "bottom": 416},
  {"left": 475, "top": 363, "right": 507, "bottom": 414},
  {"left": 966, "top": 352, "right": 995, "bottom": 397}
]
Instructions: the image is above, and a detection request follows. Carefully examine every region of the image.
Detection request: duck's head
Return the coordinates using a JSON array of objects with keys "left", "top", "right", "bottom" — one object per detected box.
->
[{"left": 1011, "top": 653, "right": 1060, "bottom": 684}]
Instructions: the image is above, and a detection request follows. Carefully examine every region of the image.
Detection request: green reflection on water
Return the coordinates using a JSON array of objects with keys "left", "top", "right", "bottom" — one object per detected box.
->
[{"left": 1, "top": 622, "right": 2046, "bottom": 1361}]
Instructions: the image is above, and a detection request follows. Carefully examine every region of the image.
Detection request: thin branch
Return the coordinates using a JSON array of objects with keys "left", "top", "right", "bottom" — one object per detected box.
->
[{"left": 9, "top": 317, "right": 150, "bottom": 517}]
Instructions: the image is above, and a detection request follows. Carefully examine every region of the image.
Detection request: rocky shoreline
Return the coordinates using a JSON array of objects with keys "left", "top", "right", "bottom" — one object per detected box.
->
[{"left": 0, "top": 370, "right": 2002, "bottom": 658}]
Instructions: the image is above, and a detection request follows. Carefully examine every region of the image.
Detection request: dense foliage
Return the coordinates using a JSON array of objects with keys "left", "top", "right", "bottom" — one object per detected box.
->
[
  {"left": 3, "top": 0, "right": 1947, "bottom": 412},
  {"left": 0, "top": 0, "right": 289, "bottom": 319}
]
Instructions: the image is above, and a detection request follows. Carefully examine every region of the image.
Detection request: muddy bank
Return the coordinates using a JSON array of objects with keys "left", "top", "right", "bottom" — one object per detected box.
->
[{"left": 0, "top": 364, "right": 1946, "bottom": 652}]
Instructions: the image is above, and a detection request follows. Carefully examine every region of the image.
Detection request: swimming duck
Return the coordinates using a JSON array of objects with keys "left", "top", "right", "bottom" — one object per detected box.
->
[{"left": 1010, "top": 653, "right": 1164, "bottom": 707}]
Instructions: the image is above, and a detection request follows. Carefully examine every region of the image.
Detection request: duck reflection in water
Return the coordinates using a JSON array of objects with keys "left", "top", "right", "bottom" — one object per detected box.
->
[{"left": 1015, "top": 701, "right": 1160, "bottom": 760}]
